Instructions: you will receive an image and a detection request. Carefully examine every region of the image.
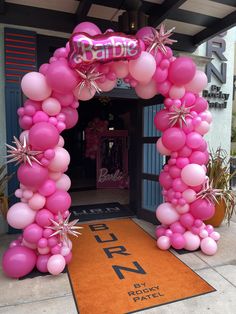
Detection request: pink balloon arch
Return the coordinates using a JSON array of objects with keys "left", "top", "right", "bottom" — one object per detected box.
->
[{"left": 2, "top": 22, "right": 220, "bottom": 278}]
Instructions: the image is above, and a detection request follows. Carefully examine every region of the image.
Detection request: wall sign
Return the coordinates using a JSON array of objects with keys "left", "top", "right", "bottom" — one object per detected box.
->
[{"left": 203, "top": 84, "right": 230, "bottom": 109}]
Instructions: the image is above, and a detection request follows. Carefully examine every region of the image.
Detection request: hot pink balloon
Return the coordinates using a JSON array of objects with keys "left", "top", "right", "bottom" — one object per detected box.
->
[
  {"left": 29, "top": 122, "right": 59, "bottom": 151},
  {"left": 156, "top": 80, "right": 171, "bottom": 96},
  {"left": 171, "top": 233, "right": 186, "bottom": 249},
  {"left": 52, "top": 91, "right": 74, "bottom": 107},
  {"left": 38, "top": 179, "right": 56, "bottom": 196},
  {"left": 181, "top": 92, "right": 196, "bottom": 107},
  {"left": 162, "top": 127, "right": 186, "bottom": 151},
  {"left": 111, "top": 61, "right": 129, "bottom": 78},
  {"left": 154, "top": 109, "right": 170, "bottom": 132},
  {"left": 21, "top": 72, "right": 52, "bottom": 101},
  {"left": 190, "top": 199, "right": 215, "bottom": 220},
  {"left": 17, "top": 162, "right": 48, "bottom": 189},
  {"left": 61, "top": 107, "right": 79, "bottom": 129},
  {"left": 2, "top": 246, "right": 37, "bottom": 278},
  {"left": 23, "top": 223, "right": 43, "bottom": 243},
  {"left": 45, "top": 190, "right": 71, "bottom": 214},
  {"left": 153, "top": 67, "right": 168, "bottom": 83},
  {"left": 172, "top": 178, "right": 188, "bottom": 192},
  {"left": 189, "top": 151, "right": 207, "bottom": 165},
  {"left": 168, "top": 165, "right": 181, "bottom": 178},
  {"left": 194, "top": 97, "right": 208, "bottom": 113},
  {"left": 186, "top": 132, "right": 204, "bottom": 149},
  {"left": 36, "top": 254, "right": 51, "bottom": 272},
  {"left": 176, "top": 157, "right": 189, "bottom": 169},
  {"left": 159, "top": 171, "right": 173, "bottom": 189},
  {"left": 168, "top": 57, "right": 196, "bottom": 86}
]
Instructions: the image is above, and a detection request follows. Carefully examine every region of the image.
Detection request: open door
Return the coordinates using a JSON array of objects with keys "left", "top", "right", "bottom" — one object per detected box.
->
[{"left": 136, "top": 96, "right": 164, "bottom": 224}]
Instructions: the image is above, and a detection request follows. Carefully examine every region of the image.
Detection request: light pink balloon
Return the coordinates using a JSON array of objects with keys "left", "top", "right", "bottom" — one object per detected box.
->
[
  {"left": 182, "top": 188, "right": 196, "bottom": 203},
  {"left": 184, "top": 70, "right": 208, "bottom": 93},
  {"left": 195, "top": 121, "right": 210, "bottom": 135},
  {"left": 38, "top": 247, "right": 50, "bottom": 255},
  {"left": 111, "top": 61, "right": 129, "bottom": 78},
  {"left": 58, "top": 136, "right": 65, "bottom": 147},
  {"left": 181, "top": 163, "right": 206, "bottom": 186},
  {"left": 7, "top": 202, "right": 36, "bottom": 229},
  {"left": 73, "top": 85, "right": 96, "bottom": 101},
  {"left": 129, "top": 51, "right": 156, "bottom": 84},
  {"left": 42, "top": 97, "right": 61, "bottom": 116},
  {"left": 21, "top": 72, "right": 52, "bottom": 101},
  {"left": 52, "top": 91, "right": 74, "bottom": 107},
  {"left": 56, "top": 174, "right": 71, "bottom": 191},
  {"left": 47, "top": 254, "right": 66, "bottom": 275},
  {"left": 169, "top": 85, "right": 185, "bottom": 99},
  {"left": 156, "top": 138, "right": 171, "bottom": 155},
  {"left": 73, "top": 22, "right": 101, "bottom": 36},
  {"left": 97, "top": 79, "right": 117, "bottom": 92},
  {"left": 183, "top": 231, "right": 200, "bottom": 251},
  {"left": 175, "top": 204, "right": 190, "bottom": 214},
  {"left": 48, "top": 171, "right": 62, "bottom": 181},
  {"left": 156, "top": 202, "right": 180, "bottom": 225},
  {"left": 48, "top": 147, "right": 70, "bottom": 172},
  {"left": 28, "top": 193, "right": 46, "bottom": 211},
  {"left": 135, "top": 80, "right": 158, "bottom": 99},
  {"left": 157, "top": 236, "right": 171, "bottom": 250},
  {"left": 200, "top": 237, "right": 217, "bottom": 255}
]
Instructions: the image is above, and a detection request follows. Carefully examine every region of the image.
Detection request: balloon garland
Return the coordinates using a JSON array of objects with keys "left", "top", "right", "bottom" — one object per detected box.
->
[{"left": 2, "top": 22, "right": 220, "bottom": 279}]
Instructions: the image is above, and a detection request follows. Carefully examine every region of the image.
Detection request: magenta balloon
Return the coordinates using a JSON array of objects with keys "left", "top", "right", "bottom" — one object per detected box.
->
[
  {"left": 153, "top": 67, "right": 168, "bottom": 83},
  {"left": 176, "top": 157, "right": 189, "bottom": 169},
  {"left": 155, "top": 226, "right": 167, "bottom": 238},
  {"left": 46, "top": 60, "right": 78, "bottom": 94},
  {"left": 136, "top": 26, "right": 155, "bottom": 41},
  {"left": 168, "top": 165, "right": 181, "bottom": 179},
  {"left": 45, "top": 190, "right": 71, "bottom": 214},
  {"left": 180, "top": 213, "right": 194, "bottom": 228},
  {"left": 168, "top": 57, "right": 196, "bottom": 86},
  {"left": 162, "top": 127, "right": 186, "bottom": 151},
  {"left": 23, "top": 223, "right": 43, "bottom": 244},
  {"left": 154, "top": 109, "right": 170, "bottom": 131},
  {"left": 186, "top": 132, "right": 204, "bottom": 149},
  {"left": 156, "top": 80, "right": 171, "bottom": 96},
  {"left": 73, "top": 22, "right": 101, "bottom": 36},
  {"left": 36, "top": 209, "right": 54, "bottom": 227},
  {"left": 17, "top": 162, "right": 48, "bottom": 189},
  {"left": 29, "top": 122, "right": 59, "bottom": 151},
  {"left": 194, "top": 97, "right": 208, "bottom": 113},
  {"left": 189, "top": 151, "right": 207, "bottom": 165},
  {"left": 190, "top": 199, "right": 215, "bottom": 220},
  {"left": 181, "top": 92, "right": 196, "bottom": 107},
  {"left": 61, "top": 107, "right": 79, "bottom": 129},
  {"left": 172, "top": 178, "right": 188, "bottom": 192},
  {"left": 36, "top": 254, "right": 51, "bottom": 273},
  {"left": 182, "top": 118, "right": 194, "bottom": 134},
  {"left": 159, "top": 171, "right": 173, "bottom": 189},
  {"left": 52, "top": 91, "right": 74, "bottom": 107},
  {"left": 178, "top": 145, "right": 192, "bottom": 157},
  {"left": 170, "top": 222, "right": 185, "bottom": 234},
  {"left": 2, "top": 246, "right": 37, "bottom": 278},
  {"left": 38, "top": 179, "right": 56, "bottom": 196},
  {"left": 64, "top": 252, "right": 73, "bottom": 264},
  {"left": 171, "top": 233, "right": 186, "bottom": 249}
]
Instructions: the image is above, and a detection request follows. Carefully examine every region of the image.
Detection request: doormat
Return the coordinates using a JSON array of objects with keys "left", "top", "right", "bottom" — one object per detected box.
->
[
  {"left": 68, "top": 219, "right": 215, "bottom": 314},
  {"left": 70, "top": 202, "right": 135, "bottom": 222}
]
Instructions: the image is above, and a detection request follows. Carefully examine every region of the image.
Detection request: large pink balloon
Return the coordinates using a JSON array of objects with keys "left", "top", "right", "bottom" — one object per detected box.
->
[
  {"left": 2, "top": 246, "right": 37, "bottom": 278},
  {"left": 135, "top": 80, "right": 158, "bottom": 99},
  {"left": 45, "top": 190, "right": 71, "bottom": 214},
  {"left": 21, "top": 72, "right": 52, "bottom": 101},
  {"left": 184, "top": 70, "right": 208, "bottom": 93},
  {"left": 162, "top": 127, "right": 186, "bottom": 151},
  {"left": 7, "top": 202, "right": 36, "bottom": 229},
  {"left": 190, "top": 199, "right": 215, "bottom": 220},
  {"left": 17, "top": 162, "right": 48, "bottom": 189},
  {"left": 186, "top": 132, "right": 204, "bottom": 149},
  {"left": 156, "top": 202, "right": 180, "bottom": 225},
  {"left": 154, "top": 109, "right": 170, "bottom": 131},
  {"left": 47, "top": 254, "right": 66, "bottom": 275},
  {"left": 23, "top": 223, "right": 43, "bottom": 243},
  {"left": 73, "top": 22, "right": 101, "bottom": 36},
  {"left": 129, "top": 51, "right": 156, "bottom": 84},
  {"left": 168, "top": 57, "right": 196, "bottom": 86},
  {"left": 61, "top": 107, "right": 79, "bottom": 129},
  {"left": 181, "top": 163, "right": 206, "bottom": 186},
  {"left": 29, "top": 122, "right": 59, "bottom": 151},
  {"left": 46, "top": 60, "right": 78, "bottom": 94}
]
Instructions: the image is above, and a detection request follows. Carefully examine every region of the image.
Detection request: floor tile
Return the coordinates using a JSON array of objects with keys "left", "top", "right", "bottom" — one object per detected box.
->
[{"left": 215, "top": 264, "right": 236, "bottom": 286}]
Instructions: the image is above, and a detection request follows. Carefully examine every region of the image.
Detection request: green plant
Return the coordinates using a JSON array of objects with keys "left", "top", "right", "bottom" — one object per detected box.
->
[
  {"left": 206, "top": 148, "right": 236, "bottom": 224},
  {"left": 0, "top": 164, "right": 14, "bottom": 219}
]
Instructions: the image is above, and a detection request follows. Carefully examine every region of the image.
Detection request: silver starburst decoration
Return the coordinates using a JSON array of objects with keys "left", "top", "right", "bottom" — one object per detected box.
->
[
  {"left": 76, "top": 65, "right": 104, "bottom": 95},
  {"left": 4, "top": 136, "right": 42, "bottom": 166},
  {"left": 47, "top": 212, "right": 83, "bottom": 247},
  {"left": 144, "top": 24, "right": 177, "bottom": 55},
  {"left": 196, "top": 179, "right": 223, "bottom": 204},
  {"left": 168, "top": 104, "right": 193, "bottom": 128}
]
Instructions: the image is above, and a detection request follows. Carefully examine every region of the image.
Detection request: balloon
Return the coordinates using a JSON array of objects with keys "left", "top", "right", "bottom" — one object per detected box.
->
[
  {"left": 184, "top": 70, "right": 208, "bottom": 93},
  {"left": 38, "top": 238, "right": 48, "bottom": 248},
  {"left": 135, "top": 80, "right": 158, "bottom": 99},
  {"left": 180, "top": 213, "right": 194, "bottom": 228},
  {"left": 153, "top": 67, "right": 168, "bottom": 83},
  {"left": 73, "top": 85, "right": 96, "bottom": 101},
  {"left": 129, "top": 51, "right": 156, "bottom": 83},
  {"left": 52, "top": 91, "right": 74, "bottom": 107},
  {"left": 154, "top": 109, "right": 170, "bottom": 132},
  {"left": 189, "top": 151, "right": 207, "bottom": 165},
  {"left": 159, "top": 171, "right": 173, "bottom": 189},
  {"left": 168, "top": 57, "right": 196, "bottom": 85},
  {"left": 194, "top": 97, "right": 208, "bottom": 113},
  {"left": 36, "top": 209, "right": 54, "bottom": 227},
  {"left": 156, "top": 138, "right": 171, "bottom": 155},
  {"left": 38, "top": 179, "right": 56, "bottom": 196},
  {"left": 186, "top": 132, "right": 204, "bottom": 149},
  {"left": 181, "top": 163, "right": 206, "bottom": 186},
  {"left": 156, "top": 80, "right": 171, "bottom": 96},
  {"left": 45, "top": 190, "right": 71, "bottom": 214},
  {"left": 47, "top": 254, "right": 66, "bottom": 275},
  {"left": 169, "top": 85, "right": 185, "bottom": 99},
  {"left": 73, "top": 22, "right": 101, "bottom": 36},
  {"left": 17, "top": 162, "right": 48, "bottom": 189},
  {"left": 33, "top": 111, "right": 49, "bottom": 124},
  {"left": 176, "top": 157, "right": 189, "bottom": 169},
  {"left": 182, "top": 188, "right": 196, "bottom": 203},
  {"left": 172, "top": 178, "right": 188, "bottom": 192},
  {"left": 170, "top": 222, "right": 185, "bottom": 234},
  {"left": 21, "top": 72, "right": 52, "bottom": 101},
  {"left": 181, "top": 92, "right": 196, "bottom": 107},
  {"left": 48, "top": 147, "right": 70, "bottom": 172},
  {"left": 7, "top": 202, "right": 36, "bottom": 229},
  {"left": 157, "top": 236, "right": 171, "bottom": 250},
  {"left": 23, "top": 223, "right": 43, "bottom": 243},
  {"left": 97, "top": 79, "right": 117, "bottom": 92},
  {"left": 61, "top": 107, "right": 79, "bottom": 129},
  {"left": 190, "top": 199, "right": 215, "bottom": 220},
  {"left": 195, "top": 121, "right": 210, "bottom": 135},
  {"left": 56, "top": 174, "right": 71, "bottom": 191},
  {"left": 168, "top": 166, "right": 181, "bottom": 178},
  {"left": 182, "top": 118, "right": 194, "bottom": 134},
  {"left": 156, "top": 202, "right": 180, "bottom": 225},
  {"left": 111, "top": 61, "right": 129, "bottom": 78},
  {"left": 42, "top": 97, "right": 61, "bottom": 116},
  {"left": 46, "top": 60, "right": 78, "bottom": 94},
  {"left": 210, "top": 231, "right": 220, "bottom": 241},
  {"left": 200, "top": 237, "right": 217, "bottom": 255},
  {"left": 175, "top": 204, "right": 190, "bottom": 214},
  {"left": 183, "top": 231, "right": 200, "bottom": 251},
  {"left": 171, "top": 233, "right": 186, "bottom": 249},
  {"left": 178, "top": 146, "right": 192, "bottom": 157},
  {"left": 36, "top": 254, "right": 51, "bottom": 272},
  {"left": 136, "top": 26, "right": 155, "bottom": 42},
  {"left": 2, "top": 246, "right": 37, "bottom": 278},
  {"left": 28, "top": 193, "right": 46, "bottom": 211},
  {"left": 162, "top": 127, "right": 186, "bottom": 151},
  {"left": 155, "top": 226, "right": 167, "bottom": 238},
  {"left": 29, "top": 122, "right": 59, "bottom": 151},
  {"left": 64, "top": 252, "right": 73, "bottom": 264}
]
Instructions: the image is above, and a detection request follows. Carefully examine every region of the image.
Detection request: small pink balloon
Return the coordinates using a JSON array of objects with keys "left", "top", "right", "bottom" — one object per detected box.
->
[
  {"left": 155, "top": 226, "right": 167, "bottom": 238},
  {"left": 28, "top": 193, "right": 46, "bottom": 211},
  {"left": 194, "top": 97, "right": 208, "bottom": 113},
  {"left": 38, "top": 180, "right": 56, "bottom": 196},
  {"left": 156, "top": 80, "right": 171, "bottom": 96},
  {"left": 64, "top": 252, "right": 72, "bottom": 264},
  {"left": 153, "top": 67, "right": 168, "bottom": 83},
  {"left": 33, "top": 111, "right": 49, "bottom": 124},
  {"left": 169, "top": 85, "right": 185, "bottom": 99},
  {"left": 73, "top": 22, "right": 101, "bottom": 36},
  {"left": 56, "top": 174, "right": 71, "bottom": 191},
  {"left": 36, "top": 209, "right": 54, "bottom": 227},
  {"left": 181, "top": 92, "right": 196, "bottom": 107},
  {"left": 38, "top": 238, "right": 48, "bottom": 248},
  {"left": 52, "top": 91, "right": 74, "bottom": 107},
  {"left": 157, "top": 236, "right": 171, "bottom": 250},
  {"left": 178, "top": 145, "right": 192, "bottom": 157},
  {"left": 183, "top": 231, "right": 200, "bottom": 251},
  {"left": 189, "top": 151, "right": 207, "bottom": 165},
  {"left": 156, "top": 138, "right": 171, "bottom": 155},
  {"left": 171, "top": 233, "right": 186, "bottom": 249},
  {"left": 210, "top": 231, "right": 220, "bottom": 241},
  {"left": 48, "top": 236, "right": 59, "bottom": 248},
  {"left": 159, "top": 171, "right": 173, "bottom": 190},
  {"left": 195, "top": 121, "right": 210, "bottom": 135},
  {"left": 154, "top": 109, "right": 170, "bottom": 132},
  {"left": 168, "top": 57, "right": 196, "bottom": 86},
  {"left": 182, "top": 188, "right": 196, "bottom": 203},
  {"left": 47, "top": 254, "right": 66, "bottom": 275},
  {"left": 170, "top": 222, "right": 185, "bottom": 234},
  {"left": 36, "top": 254, "right": 51, "bottom": 272},
  {"left": 168, "top": 166, "right": 181, "bottom": 179},
  {"left": 23, "top": 223, "right": 43, "bottom": 244},
  {"left": 200, "top": 237, "right": 217, "bottom": 255},
  {"left": 42, "top": 97, "right": 61, "bottom": 116},
  {"left": 180, "top": 213, "right": 194, "bottom": 228},
  {"left": 38, "top": 247, "right": 50, "bottom": 255},
  {"left": 29, "top": 122, "right": 59, "bottom": 151},
  {"left": 61, "top": 107, "right": 79, "bottom": 129},
  {"left": 21, "top": 72, "right": 52, "bottom": 101},
  {"left": 172, "top": 178, "right": 188, "bottom": 192},
  {"left": 176, "top": 157, "right": 189, "bottom": 169},
  {"left": 51, "top": 244, "right": 61, "bottom": 255}
]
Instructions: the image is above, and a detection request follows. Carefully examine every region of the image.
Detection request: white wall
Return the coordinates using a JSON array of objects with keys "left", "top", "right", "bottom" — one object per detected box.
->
[
  {"left": 0, "top": 25, "right": 6, "bottom": 157},
  {"left": 194, "top": 27, "right": 236, "bottom": 156}
]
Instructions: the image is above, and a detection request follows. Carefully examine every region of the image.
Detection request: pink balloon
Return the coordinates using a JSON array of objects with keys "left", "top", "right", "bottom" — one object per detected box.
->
[
  {"left": 170, "top": 222, "right": 185, "bottom": 234},
  {"left": 184, "top": 70, "right": 208, "bottom": 93},
  {"left": 7, "top": 202, "right": 36, "bottom": 229},
  {"left": 195, "top": 121, "right": 210, "bottom": 135},
  {"left": 186, "top": 132, "right": 204, "bottom": 149},
  {"left": 97, "top": 79, "right": 117, "bottom": 92},
  {"left": 190, "top": 199, "right": 215, "bottom": 220},
  {"left": 176, "top": 157, "right": 189, "bottom": 169},
  {"left": 168, "top": 57, "right": 196, "bottom": 86},
  {"left": 181, "top": 163, "right": 205, "bottom": 186},
  {"left": 111, "top": 61, "right": 129, "bottom": 78},
  {"left": 36, "top": 254, "right": 51, "bottom": 272},
  {"left": 153, "top": 67, "right": 168, "bottom": 83},
  {"left": 28, "top": 193, "right": 46, "bottom": 211},
  {"left": 47, "top": 254, "right": 66, "bottom": 275},
  {"left": 155, "top": 226, "right": 167, "bottom": 238},
  {"left": 157, "top": 236, "right": 171, "bottom": 250},
  {"left": 182, "top": 189, "right": 196, "bottom": 203},
  {"left": 183, "top": 231, "right": 200, "bottom": 251},
  {"left": 156, "top": 202, "right": 180, "bottom": 225},
  {"left": 38, "top": 179, "right": 56, "bottom": 196},
  {"left": 21, "top": 72, "right": 52, "bottom": 101},
  {"left": 180, "top": 213, "right": 195, "bottom": 228},
  {"left": 154, "top": 109, "right": 170, "bottom": 132},
  {"left": 171, "top": 233, "right": 186, "bottom": 249},
  {"left": 156, "top": 138, "right": 171, "bottom": 155},
  {"left": 39, "top": 63, "right": 49, "bottom": 75},
  {"left": 189, "top": 151, "right": 207, "bottom": 165},
  {"left": 33, "top": 111, "right": 49, "bottom": 124},
  {"left": 168, "top": 166, "right": 181, "bottom": 178},
  {"left": 48, "top": 236, "right": 58, "bottom": 248},
  {"left": 172, "top": 178, "right": 188, "bottom": 192},
  {"left": 73, "top": 22, "right": 101, "bottom": 36},
  {"left": 169, "top": 85, "right": 185, "bottom": 99},
  {"left": 2, "top": 246, "right": 37, "bottom": 278},
  {"left": 194, "top": 97, "right": 208, "bottom": 113},
  {"left": 45, "top": 190, "right": 71, "bottom": 214},
  {"left": 162, "top": 127, "right": 186, "bottom": 151},
  {"left": 181, "top": 92, "right": 196, "bottom": 107},
  {"left": 156, "top": 80, "right": 171, "bottom": 96},
  {"left": 64, "top": 252, "right": 73, "bottom": 264},
  {"left": 74, "top": 84, "right": 96, "bottom": 100},
  {"left": 129, "top": 51, "right": 156, "bottom": 83},
  {"left": 48, "top": 147, "right": 70, "bottom": 172},
  {"left": 159, "top": 171, "right": 173, "bottom": 189},
  {"left": 136, "top": 26, "right": 155, "bottom": 42},
  {"left": 56, "top": 174, "right": 71, "bottom": 191},
  {"left": 29, "top": 122, "right": 59, "bottom": 151},
  {"left": 52, "top": 91, "right": 74, "bottom": 107},
  {"left": 200, "top": 237, "right": 217, "bottom": 255},
  {"left": 19, "top": 115, "right": 33, "bottom": 130},
  {"left": 135, "top": 80, "right": 158, "bottom": 99},
  {"left": 17, "top": 162, "right": 48, "bottom": 189},
  {"left": 42, "top": 97, "right": 61, "bottom": 116},
  {"left": 35, "top": 209, "right": 54, "bottom": 227},
  {"left": 46, "top": 60, "right": 78, "bottom": 94},
  {"left": 178, "top": 145, "right": 192, "bottom": 157},
  {"left": 61, "top": 107, "right": 79, "bottom": 129},
  {"left": 182, "top": 118, "right": 194, "bottom": 134},
  {"left": 23, "top": 223, "right": 43, "bottom": 243},
  {"left": 38, "top": 238, "right": 48, "bottom": 248}
]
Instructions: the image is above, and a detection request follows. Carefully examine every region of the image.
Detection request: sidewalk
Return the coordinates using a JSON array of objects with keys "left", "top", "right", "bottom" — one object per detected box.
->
[{"left": 0, "top": 217, "right": 236, "bottom": 314}]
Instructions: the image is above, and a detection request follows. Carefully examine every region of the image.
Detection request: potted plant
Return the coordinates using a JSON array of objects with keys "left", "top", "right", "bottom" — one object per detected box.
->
[
  {"left": 0, "top": 164, "right": 14, "bottom": 220},
  {"left": 202, "top": 148, "right": 236, "bottom": 227}
]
